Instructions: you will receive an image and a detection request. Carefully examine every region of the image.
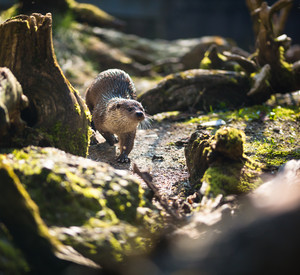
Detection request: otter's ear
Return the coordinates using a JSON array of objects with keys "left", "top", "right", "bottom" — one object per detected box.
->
[{"left": 116, "top": 103, "right": 121, "bottom": 109}]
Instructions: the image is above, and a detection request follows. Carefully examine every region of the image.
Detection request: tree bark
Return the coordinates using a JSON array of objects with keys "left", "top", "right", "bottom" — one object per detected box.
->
[
  {"left": 0, "top": 13, "right": 90, "bottom": 156},
  {"left": 139, "top": 69, "right": 263, "bottom": 115},
  {"left": 246, "top": 0, "right": 298, "bottom": 94}
]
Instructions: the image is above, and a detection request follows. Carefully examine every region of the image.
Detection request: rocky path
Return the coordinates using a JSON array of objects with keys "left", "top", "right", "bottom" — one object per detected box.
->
[{"left": 88, "top": 118, "right": 197, "bottom": 197}]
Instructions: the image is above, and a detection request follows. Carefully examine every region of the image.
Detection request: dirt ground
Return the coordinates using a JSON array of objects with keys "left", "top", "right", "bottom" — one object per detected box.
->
[
  {"left": 88, "top": 92, "right": 300, "bottom": 200},
  {"left": 88, "top": 118, "right": 197, "bottom": 198}
]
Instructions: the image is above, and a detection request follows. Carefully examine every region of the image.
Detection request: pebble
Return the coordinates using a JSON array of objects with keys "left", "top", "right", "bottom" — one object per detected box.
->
[{"left": 201, "top": 119, "right": 226, "bottom": 127}]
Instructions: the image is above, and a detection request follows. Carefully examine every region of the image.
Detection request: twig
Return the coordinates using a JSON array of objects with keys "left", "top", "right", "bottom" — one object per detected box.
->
[{"left": 133, "top": 163, "right": 183, "bottom": 222}]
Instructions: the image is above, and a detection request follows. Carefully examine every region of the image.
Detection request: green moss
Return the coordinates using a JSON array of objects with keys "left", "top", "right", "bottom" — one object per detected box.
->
[
  {"left": 53, "top": 10, "right": 76, "bottom": 31},
  {"left": 278, "top": 46, "right": 292, "bottom": 72},
  {"left": 185, "top": 115, "right": 211, "bottom": 124},
  {"left": 200, "top": 56, "right": 212, "bottom": 69},
  {"left": 2, "top": 142, "right": 162, "bottom": 268},
  {"left": 248, "top": 140, "right": 300, "bottom": 168},
  {"left": 12, "top": 149, "right": 30, "bottom": 160},
  {"left": 84, "top": 107, "right": 92, "bottom": 122},
  {"left": 153, "top": 111, "right": 181, "bottom": 122},
  {"left": 269, "top": 106, "right": 298, "bottom": 120},
  {"left": 202, "top": 159, "right": 261, "bottom": 197},
  {"left": 186, "top": 105, "right": 299, "bottom": 125},
  {"left": 103, "top": 179, "right": 146, "bottom": 223},
  {"left": 212, "top": 127, "right": 245, "bottom": 160},
  {"left": 74, "top": 103, "right": 82, "bottom": 116},
  {"left": 202, "top": 165, "right": 239, "bottom": 196},
  {"left": 39, "top": 120, "right": 88, "bottom": 157}
]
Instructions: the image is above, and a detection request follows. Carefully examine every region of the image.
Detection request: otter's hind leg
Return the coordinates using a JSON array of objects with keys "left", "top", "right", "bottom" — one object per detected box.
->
[
  {"left": 101, "top": 131, "right": 118, "bottom": 146},
  {"left": 117, "top": 131, "right": 136, "bottom": 163}
]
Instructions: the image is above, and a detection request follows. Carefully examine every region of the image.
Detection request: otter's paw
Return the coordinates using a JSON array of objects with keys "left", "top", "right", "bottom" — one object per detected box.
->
[{"left": 117, "top": 153, "right": 130, "bottom": 163}]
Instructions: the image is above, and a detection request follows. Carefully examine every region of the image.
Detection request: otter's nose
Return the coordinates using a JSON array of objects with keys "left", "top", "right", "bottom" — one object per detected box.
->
[{"left": 136, "top": 111, "right": 144, "bottom": 118}]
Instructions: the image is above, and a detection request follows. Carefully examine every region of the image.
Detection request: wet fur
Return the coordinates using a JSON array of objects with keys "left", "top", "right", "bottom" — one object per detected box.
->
[{"left": 85, "top": 69, "right": 146, "bottom": 162}]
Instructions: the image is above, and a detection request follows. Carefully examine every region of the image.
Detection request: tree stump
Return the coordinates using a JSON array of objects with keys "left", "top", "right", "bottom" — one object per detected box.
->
[{"left": 0, "top": 13, "right": 90, "bottom": 156}]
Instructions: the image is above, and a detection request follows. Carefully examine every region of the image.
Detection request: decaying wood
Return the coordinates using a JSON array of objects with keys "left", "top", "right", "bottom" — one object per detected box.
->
[
  {"left": 246, "top": 0, "right": 293, "bottom": 39},
  {"left": 0, "top": 13, "right": 90, "bottom": 156},
  {"left": 139, "top": 69, "right": 257, "bottom": 115},
  {"left": 248, "top": 64, "right": 271, "bottom": 96},
  {"left": 246, "top": 0, "right": 298, "bottom": 94}
]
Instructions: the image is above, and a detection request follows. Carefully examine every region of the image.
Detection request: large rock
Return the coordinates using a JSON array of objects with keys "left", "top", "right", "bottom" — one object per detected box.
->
[{"left": 0, "top": 146, "right": 161, "bottom": 271}]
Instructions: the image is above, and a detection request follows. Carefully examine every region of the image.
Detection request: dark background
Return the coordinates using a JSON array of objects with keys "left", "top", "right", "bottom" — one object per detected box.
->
[
  {"left": 82, "top": 0, "right": 300, "bottom": 50},
  {"left": 1, "top": 0, "right": 299, "bottom": 50}
]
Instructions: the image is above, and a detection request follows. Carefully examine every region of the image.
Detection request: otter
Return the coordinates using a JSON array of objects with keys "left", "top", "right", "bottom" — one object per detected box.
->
[{"left": 86, "top": 69, "right": 146, "bottom": 163}]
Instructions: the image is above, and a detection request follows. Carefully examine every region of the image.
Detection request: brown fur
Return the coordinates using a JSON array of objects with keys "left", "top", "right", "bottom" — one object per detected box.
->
[{"left": 85, "top": 69, "right": 145, "bottom": 162}]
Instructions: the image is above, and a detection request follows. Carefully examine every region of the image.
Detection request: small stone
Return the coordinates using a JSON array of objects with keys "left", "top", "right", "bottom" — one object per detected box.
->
[
  {"left": 201, "top": 119, "right": 226, "bottom": 127},
  {"left": 152, "top": 155, "right": 164, "bottom": 161}
]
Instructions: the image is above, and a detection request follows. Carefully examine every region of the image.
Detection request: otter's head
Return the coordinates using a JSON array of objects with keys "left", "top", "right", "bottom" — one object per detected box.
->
[
  {"left": 106, "top": 98, "right": 145, "bottom": 133},
  {"left": 116, "top": 99, "right": 145, "bottom": 122}
]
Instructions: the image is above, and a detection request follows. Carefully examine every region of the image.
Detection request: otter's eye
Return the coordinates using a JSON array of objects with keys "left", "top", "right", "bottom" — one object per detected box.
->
[
  {"left": 116, "top": 104, "right": 121, "bottom": 109},
  {"left": 127, "top": 107, "right": 133, "bottom": 112}
]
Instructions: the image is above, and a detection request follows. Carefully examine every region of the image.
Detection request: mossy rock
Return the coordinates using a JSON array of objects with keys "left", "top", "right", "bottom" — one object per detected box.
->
[
  {"left": 185, "top": 127, "right": 262, "bottom": 196},
  {"left": 0, "top": 146, "right": 162, "bottom": 266},
  {"left": 201, "top": 159, "right": 262, "bottom": 197},
  {"left": 211, "top": 127, "right": 245, "bottom": 160}
]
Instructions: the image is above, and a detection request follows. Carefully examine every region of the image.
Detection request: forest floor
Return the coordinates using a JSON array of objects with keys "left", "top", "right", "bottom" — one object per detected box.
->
[
  {"left": 88, "top": 92, "right": 300, "bottom": 200},
  {"left": 53, "top": 23, "right": 300, "bottom": 201}
]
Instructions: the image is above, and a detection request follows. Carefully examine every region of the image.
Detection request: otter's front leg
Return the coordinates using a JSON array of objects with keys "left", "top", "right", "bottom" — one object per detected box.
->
[
  {"left": 100, "top": 131, "right": 118, "bottom": 146},
  {"left": 117, "top": 131, "right": 136, "bottom": 163}
]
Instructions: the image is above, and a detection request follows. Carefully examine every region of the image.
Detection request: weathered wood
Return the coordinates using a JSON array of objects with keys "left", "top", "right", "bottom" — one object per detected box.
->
[
  {"left": 184, "top": 130, "right": 211, "bottom": 185},
  {"left": 0, "top": 13, "right": 90, "bottom": 156},
  {"left": 139, "top": 69, "right": 259, "bottom": 115},
  {"left": 246, "top": 0, "right": 298, "bottom": 94}
]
